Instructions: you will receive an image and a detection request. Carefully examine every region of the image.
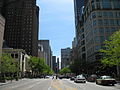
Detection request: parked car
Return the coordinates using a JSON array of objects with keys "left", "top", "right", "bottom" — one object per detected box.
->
[
  {"left": 59, "top": 75, "right": 70, "bottom": 79},
  {"left": 87, "top": 74, "right": 97, "bottom": 82},
  {"left": 96, "top": 75, "right": 117, "bottom": 85},
  {"left": 70, "top": 76, "right": 76, "bottom": 81},
  {"left": 74, "top": 75, "right": 86, "bottom": 83}
]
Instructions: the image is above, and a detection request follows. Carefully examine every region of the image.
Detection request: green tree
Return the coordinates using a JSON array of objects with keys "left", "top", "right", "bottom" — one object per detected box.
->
[
  {"left": 100, "top": 30, "right": 120, "bottom": 66},
  {"left": 100, "top": 30, "right": 120, "bottom": 80},
  {"left": 42, "top": 65, "right": 54, "bottom": 75},
  {"left": 69, "top": 59, "right": 87, "bottom": 75},
  {"left": 29, "top": 56, "right": 54, "bottom": 77},
  {"left": 59, "top": 67, "right": 71, "bottom": 74},
  {"left": 0, "top": 53, "right": 19, "bottom": 80}
]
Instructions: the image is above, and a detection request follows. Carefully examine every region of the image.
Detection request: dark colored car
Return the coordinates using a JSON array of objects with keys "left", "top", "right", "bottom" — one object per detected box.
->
[
  {"left": 87, "top": 74, "right": 97, "bottom": 82},
  {"left": 59, "top": 75, "right": 70, "bottom": 79},
  {"left": 70, "top": 76, "right": 76, "bottom": 81},
  {"left": 96, "top": 75, "right": 117, "bottom": 86}
]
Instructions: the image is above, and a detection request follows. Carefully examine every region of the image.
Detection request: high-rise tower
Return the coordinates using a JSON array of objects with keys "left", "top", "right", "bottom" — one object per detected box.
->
[
  {"left": 1, "top": 0, "right": 39, "bottom": 56},
  {"left": 74, "top": 0, "right": 84, "bottom": 28}
]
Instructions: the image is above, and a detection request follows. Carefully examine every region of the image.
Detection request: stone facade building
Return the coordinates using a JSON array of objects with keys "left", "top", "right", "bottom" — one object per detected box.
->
[
  {"left": 38, "top": 40, "right": 52, "bottom": 68},
  {"left": 2, "top": 48, "right": 30, "bottom": 77},
  {"left": 1, "top": 0, "right": 39, "bottom": 56},
  {"left": 61, "top": 48, "right": 71, "bottom": 69},
  {"left": 0, "top": 14, "right": 5, "bottom": 56}
]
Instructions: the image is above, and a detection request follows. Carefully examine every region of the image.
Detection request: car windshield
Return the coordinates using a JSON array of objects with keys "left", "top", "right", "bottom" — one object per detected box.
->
[
  {"left": 77, "top": 75, "right": 85, "bottom": 78},
  {"left": 101, "top": 76, "right": 112, "bottom": 79}
]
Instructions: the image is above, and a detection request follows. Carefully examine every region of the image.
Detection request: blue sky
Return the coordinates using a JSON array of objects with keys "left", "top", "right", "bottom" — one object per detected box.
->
[{"left": 37, "top": 0, "right": 75, "bottom": 57}]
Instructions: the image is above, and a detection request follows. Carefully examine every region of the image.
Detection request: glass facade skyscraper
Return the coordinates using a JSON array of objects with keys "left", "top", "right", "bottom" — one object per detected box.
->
[
  {"left": 74, "top": 0, "right": 84, "bottom": 27},
  {"left": 84, "top": 0, "right": 120, "bottom": 62}
]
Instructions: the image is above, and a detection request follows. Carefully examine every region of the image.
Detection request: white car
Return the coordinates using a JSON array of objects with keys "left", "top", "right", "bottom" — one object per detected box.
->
[
  {"left": 74, "top": 75, "right": 86, "bottom": 83},
  {"left": 96, "top": 76, "right": 116, "bottom": 85}
]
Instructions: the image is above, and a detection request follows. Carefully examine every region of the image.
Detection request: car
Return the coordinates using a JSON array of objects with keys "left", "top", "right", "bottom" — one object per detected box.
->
[
  {"left": 70, "top": 76, "right": 76, "bottom": 81},
  {"left": 74, "top": 75, "right": 86, "bottom": 83},
  {"left": 96, "top": 75, "right": 117, "bottom": 85},
  {"left": 45, "top": 75, "right": 50, "bottom": 78},
  {"left": 59, "top": 75, "right": 70, "bottom": 79},
  {"left": 87, "top": 74, "right": 97, "bottom": 82}
]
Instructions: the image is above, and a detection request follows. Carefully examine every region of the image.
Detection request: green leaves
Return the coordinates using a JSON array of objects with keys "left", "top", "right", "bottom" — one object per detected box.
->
[
  {"left": 0, "top": 53, "right": 19, "bottom": 73},
  {"left": 59, "top": 67, "right": 71, "bottom": 74},
  {"left": 28, "top": 56, "right": 53, "bottom": 75},
  {"left": 100, "top": 30, "right": 120, "bottom": 66}
]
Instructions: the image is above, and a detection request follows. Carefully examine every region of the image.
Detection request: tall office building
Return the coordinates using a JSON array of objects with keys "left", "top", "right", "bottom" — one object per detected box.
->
[
  {"left": 38, "top": 43, "right": 47, "bottom": 62},
  {"left": 74, "top": 0, "right": 84, "bottom": 28},
  {"left": 61, "top": 48, "right": 71, "bottom": 69},
  {"left": 38, "top": 40, "right": 52, "bottom": 68},
  {"left": 84, "top": 0, "right": 120, "bottom": 62},
  {"left": 74, "top": 0, "right": 86, "bottom": 61},
  {"left": 0, "top": 14, "right": 5, "bottom": 55},
  {"left": 52, "top": 56, "right": 56, "bottom": 72},
  {"left": 1, "top": 0, "right": 39, "bottom": 56}
]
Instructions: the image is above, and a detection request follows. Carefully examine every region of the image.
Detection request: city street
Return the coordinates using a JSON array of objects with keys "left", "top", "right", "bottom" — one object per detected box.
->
[{"left": 0, "top": 78, "right": 120, "bottom": 90}]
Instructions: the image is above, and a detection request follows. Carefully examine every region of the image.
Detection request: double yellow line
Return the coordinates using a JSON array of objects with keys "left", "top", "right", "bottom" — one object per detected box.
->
[{"left": 51, "top": 79, "right": 78, "bottom": 90}]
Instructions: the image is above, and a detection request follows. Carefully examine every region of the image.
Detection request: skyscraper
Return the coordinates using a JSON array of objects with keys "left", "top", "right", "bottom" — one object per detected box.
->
[
  {"left": 84, "top": 0, "right": 120, "bottom": 62},
  {"left": 74, "top": 0, "right": 84, "bottom": 28},
  {"left": 1, "top": 0, "right": 39, "bottom": 56},
  {"left": 38, "top": 40, "right": 52, "bottom": 68},
  {"left": 61, "top": 48, "right": 71, "bottom": 69},
  {"left": 52, "top": 56, "right": 56, "bottom": 72},
  {"left": 74, "top": 0, "right": 86, "bottom": 60},
  {"left": 0, "top": 14, "right": 5, "bottom": 55}
]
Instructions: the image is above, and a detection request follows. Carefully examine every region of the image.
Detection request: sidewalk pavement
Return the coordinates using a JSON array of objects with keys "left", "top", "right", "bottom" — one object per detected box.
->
[
  {"left": 0, "top": 80, "right": 14, "bottom": 86},
  {"left": 115, "top": 82, "right": 120, "bottom": 89},
  {"left": 0, "top": 79, "right": 23, "bottom": 86}
]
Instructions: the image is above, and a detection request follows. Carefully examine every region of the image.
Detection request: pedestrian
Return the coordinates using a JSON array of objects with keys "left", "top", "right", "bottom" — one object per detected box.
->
[
  {"left": 52, "top": 76, "right": 54, "bottom": 79},
  {"left": 56, "top": 75, "right": 58, "bottom": 79}
]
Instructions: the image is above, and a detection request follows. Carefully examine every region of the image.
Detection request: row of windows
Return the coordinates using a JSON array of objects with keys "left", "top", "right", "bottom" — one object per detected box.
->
[
  {"left": 93, "top": 27, "right": 118, "bottom": 35},
  {"left": 84, "top": 0, "right": 120, "bottom": 21},
  {"left": 92, "top": 2, "right": 120, "bottom": 10},
  {"left": 92, "top": 11, "right": 120, "bottom": 19},
  {"left": 92, "top": 19, "right": 120, "bottom": 26}
]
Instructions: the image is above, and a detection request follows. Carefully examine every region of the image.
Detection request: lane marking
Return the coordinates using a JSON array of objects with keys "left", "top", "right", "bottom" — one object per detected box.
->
[
  {"left": 59, "top": 79, "right": 78, "bottom": 90},
  {"left": 48, "top": 86, "right": 51, "bottom": 90},
  {"left": 48, "top": 79, "right": 54, "bottom": 90},
  {"left": 52, "top": 83, "right": 62, "bottom": 90}
]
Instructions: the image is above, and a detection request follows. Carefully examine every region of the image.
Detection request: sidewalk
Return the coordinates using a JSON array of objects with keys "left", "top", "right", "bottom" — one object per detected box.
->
[
  {"left": 0, "top": 78, "right": 30, "bottom": 86},
  {"left": 0, "top": 79, "right": 22, "bottom": 86},
  {"left": 115, "top": 82, "right": 120, "bottom": 89},
  {"left": 0, "top": 80, "right": 14, "bottom": 86}
]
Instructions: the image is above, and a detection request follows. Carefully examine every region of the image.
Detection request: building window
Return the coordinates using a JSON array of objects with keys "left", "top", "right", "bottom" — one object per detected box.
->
[
  {"left": 103, "top": 19, "right": 109, "bottom": 26},
  {"left": 97, "top": 12, "right": 102, "bottom": 17},
  {"left": 101, "top": 0, "right": 111, "bottom": 9},
  {"left": 105, "top": 28, "right": 110, "bottom": 34},
  {"left": 92, "top": 12, "right": 96, "bottom": 18},
  {"left": 98, "top": 20, "right": 103, "bottom": 26},
  {"left": 93, "top": 20, "right": 97, "bottom": 26},
  {"left": 113, "top": 0, "right": 120, "bottom": 9},
  {"left": 95, "top": 45, "right": 101, "bottom": 51},
  {"left": 99, "top": 28, "right": 104, "bottom": 34},
  {"left": 95, "top": 36, "right": 100, "bottom": 43},
  {"left": 108, "top": 12, "right": 113, "bottom": 18},
  {"left": 100, "top": 36, "right": 105, "bottom": 43}
]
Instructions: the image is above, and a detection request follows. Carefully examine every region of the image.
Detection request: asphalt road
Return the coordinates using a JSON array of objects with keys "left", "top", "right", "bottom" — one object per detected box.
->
[{"left": 0, "top": 78, "right": 119, "bottom": 90}]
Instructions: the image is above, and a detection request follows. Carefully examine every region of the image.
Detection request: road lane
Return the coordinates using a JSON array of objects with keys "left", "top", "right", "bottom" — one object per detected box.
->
[
  {"left": 62, "top": 79, "right": 119, "bottom": 90},
  {"left": 0, "top": 78, "right": 119, "bottom": 90}
]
